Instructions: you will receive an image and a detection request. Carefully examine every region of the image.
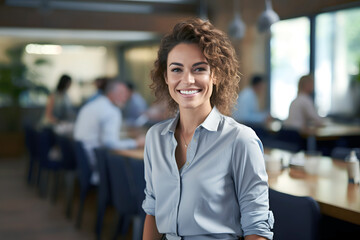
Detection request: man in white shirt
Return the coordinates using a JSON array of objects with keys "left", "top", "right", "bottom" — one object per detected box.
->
[
  {"left": 74, "top": 80, "right": 145, "bottom": 184},
  {"left": 284, "top": 74, "right": 324, "bottom": 130}
]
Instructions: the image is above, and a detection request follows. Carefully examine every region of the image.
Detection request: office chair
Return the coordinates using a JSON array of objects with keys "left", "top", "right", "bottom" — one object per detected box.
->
[
  {"left": 106, "top": 153, "right": 145, "bottom": 240},
  {"left": 127, "top": 158, "right": 146, "bottom": 239},
  {"left": 36, "top": 127, "right": 63, "bottom": 198},
  {"left": 273, "top": 127, "right": 305, "bottom": 152},
  {"left": 94, "top": 147, "right": 113, "bottom": 240},
  {"left": 73, "top": 140, "right": 97, "bottom": 229},
  {"left": 269, "top": 188, "right": 320, "bottom": 240},
  {"left": 24, "top": 125, "right": 39, "bottom": 185},
  {"left": 55, "top": 134, "right": 77, "bottom": 216}
]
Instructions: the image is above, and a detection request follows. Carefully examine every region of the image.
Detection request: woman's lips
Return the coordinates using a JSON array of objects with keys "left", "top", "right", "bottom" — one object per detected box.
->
[{"left": 178, "top": 89, "right": 201, "bottom": 95}]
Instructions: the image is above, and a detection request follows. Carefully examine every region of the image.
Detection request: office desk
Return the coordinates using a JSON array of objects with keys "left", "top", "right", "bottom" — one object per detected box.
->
[
  {"left": 112, "top": 148, "right": 144, "bottom": 160},
  {"left": 113, "top": 147, "right": 360, "bottom": 225},
  {"left": 266, "top": 149, "right": 360, "bottom": 225},
  {"left": 302, "top": 123, "right": 360, "bottom": 151}
]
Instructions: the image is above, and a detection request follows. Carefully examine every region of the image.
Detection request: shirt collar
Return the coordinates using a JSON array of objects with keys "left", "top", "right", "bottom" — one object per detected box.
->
[
  {"left": 161, "top": 107, "right": 222, "bottom": 135},
  {"left": 200, "top": 107, "right": 221, "bottom": 131}
]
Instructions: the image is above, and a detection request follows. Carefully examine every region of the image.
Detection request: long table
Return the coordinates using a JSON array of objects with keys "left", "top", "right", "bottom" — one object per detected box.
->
[
  {"left": 301, "top": 123, "right": 360, "bottom": 151},
  {"left": 113, "top": 147, "right": 360, "bottom": 226},
  {"left": 112, "top": 148, "right": 144, "bottom": 160},
  {"left": 266, "top": 148, "right": 360, "bottom": 225}
]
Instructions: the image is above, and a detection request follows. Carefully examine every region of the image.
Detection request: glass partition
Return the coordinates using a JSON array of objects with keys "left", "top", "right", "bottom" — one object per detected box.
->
[
  {"left": 270, "top": 17, "right": 310, "bottom": 120},
  {"left": 315, "top": 7, "right": 360, "bottom": 118}
]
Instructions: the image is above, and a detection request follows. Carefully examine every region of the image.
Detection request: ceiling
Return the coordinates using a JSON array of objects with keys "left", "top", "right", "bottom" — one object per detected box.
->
[
  {"left": 1, "top": 0, "right": 203, "bottom": 46},
  {"left": 0, "top": 27, "right": 160, "bottom": 46},
  {"left": 5, "top": 0, "right": 201, "bottom": 15}
]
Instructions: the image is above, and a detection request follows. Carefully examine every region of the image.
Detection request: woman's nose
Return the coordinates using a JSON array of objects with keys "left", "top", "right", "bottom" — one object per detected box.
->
[{"left": 183, "top": 71, "right": 195, "bottom": 84}]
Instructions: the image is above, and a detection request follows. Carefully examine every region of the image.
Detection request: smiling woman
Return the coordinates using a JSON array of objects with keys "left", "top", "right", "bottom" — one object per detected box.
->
[
  {"left": 165, "top": 43, "right": 214, "bottom": 114},
  {"left": 142, "top": 18, "right": 274, "bottom": 240},
  {"left": 150, "top": 18, "right": 240, "bottom": 117}
]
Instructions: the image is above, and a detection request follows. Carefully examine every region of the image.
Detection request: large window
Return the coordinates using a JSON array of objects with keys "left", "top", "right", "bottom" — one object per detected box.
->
[
  {"left": 315, "top": 8, "right": 360, "bottom": 117},
  {"left": 270, "top": 17, "right": 310, "bottom": 120},
  {"left": 270, "top": 7, "right": 360, "bottom": 120}
]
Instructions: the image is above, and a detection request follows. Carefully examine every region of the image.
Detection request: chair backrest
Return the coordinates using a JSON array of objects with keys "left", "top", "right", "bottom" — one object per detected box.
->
[
  {"left": 37, "top": 127, "right": 57, "bottom": 164},
  {"left": 246, "top": 123, "right": 270, "bottom": 143},
  {"left": 24, "top": 125, "right": 39, "bottom": 160},
  {"left": 274, "top": 127, "right": 305, "bottom": 152},
  {"left": 127, "top": 158, "right": 146, "bottom": 214},
  {"left": 269, "top": 188, "right": 320, "bottom": 240},
  {"left": 73, "top": 141, "right": 92, "bottom": 190},
  {"left": 56, "top": 134, "right": 77, "bottom": 170},
  {"left": 331, "top": 147, "right": 360, "bottom": 161},
  {"left": 106, "top": 152, "right": 137, "bottom": 215},
  {"left": 94, "top": 147, "right": 112, "bottom": 205}
]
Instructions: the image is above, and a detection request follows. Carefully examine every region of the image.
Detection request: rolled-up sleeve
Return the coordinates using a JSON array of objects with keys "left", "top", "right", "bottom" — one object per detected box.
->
[
  {"left": 232, "top": 129, "right": 274, "bottom": 239},
  {"left": 142, "top": 130, "right": 156, "bottom": 216}
]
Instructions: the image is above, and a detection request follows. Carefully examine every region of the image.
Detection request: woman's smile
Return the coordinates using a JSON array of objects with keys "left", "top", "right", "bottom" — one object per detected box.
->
[{"left": 178, "top": 89, "right": 202, "bottom": 96}]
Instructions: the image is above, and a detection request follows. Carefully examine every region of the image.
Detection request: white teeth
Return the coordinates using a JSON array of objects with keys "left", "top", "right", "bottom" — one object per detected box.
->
[{"left": 180, "top": 90, "right": 200, "bottom": 95}]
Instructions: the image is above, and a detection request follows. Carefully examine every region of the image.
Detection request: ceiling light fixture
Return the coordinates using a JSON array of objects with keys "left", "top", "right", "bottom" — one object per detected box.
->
[
  {"left": 257, "top": 0, "right": 280, "bottom": 32},
  {"left": 228, "top": 0, "right": 246, "bottom": 40},
  {"left": 198, "top": 0, "right": 208, "bottom": 20}
]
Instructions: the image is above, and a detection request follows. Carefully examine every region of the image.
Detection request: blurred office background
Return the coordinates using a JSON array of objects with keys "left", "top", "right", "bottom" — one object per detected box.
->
[
  {"left": 1, "top": 0, "right": 359, "bottom": 157},
  {"left": 0, "top": 0, "right": 360, "bottom": 239}
]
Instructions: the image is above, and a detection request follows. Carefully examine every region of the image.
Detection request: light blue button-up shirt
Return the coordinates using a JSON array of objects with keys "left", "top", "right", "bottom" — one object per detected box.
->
[{"left": 142, "top": 107, "right": 274, "bottom": 240}]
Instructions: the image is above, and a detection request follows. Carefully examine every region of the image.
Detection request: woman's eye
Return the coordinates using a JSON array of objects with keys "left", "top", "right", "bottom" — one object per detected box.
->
[
  {"left": 171, "top": 68, "right": 182, "bottom": 73},
  {"left": 194, "top": 67, "right": 206, "bottom": 72}
]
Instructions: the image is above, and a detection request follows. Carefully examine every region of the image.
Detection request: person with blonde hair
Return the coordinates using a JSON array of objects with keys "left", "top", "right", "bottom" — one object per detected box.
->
[
  {"left": 142, "top": 18, "right": 273, "bottom": 240},
  {"left": 284, "top": 74, "right": 324, "bottom": 130}
]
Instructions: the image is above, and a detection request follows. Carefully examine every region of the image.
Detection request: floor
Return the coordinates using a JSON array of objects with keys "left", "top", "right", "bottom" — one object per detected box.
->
[{"left": 0, "top": 156, "right": 130, "bottom": 240}]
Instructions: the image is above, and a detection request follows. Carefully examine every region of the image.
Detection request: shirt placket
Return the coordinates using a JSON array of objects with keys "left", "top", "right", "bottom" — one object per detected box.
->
[
  {"left": 168, "top": 132, "right": 181, "bottom": 237},
  {"left": 182, "top": 128, "right": 199, "bottom": 172},
  {"left": 174, "top": 128, "right": 199, "bottom": 238}
]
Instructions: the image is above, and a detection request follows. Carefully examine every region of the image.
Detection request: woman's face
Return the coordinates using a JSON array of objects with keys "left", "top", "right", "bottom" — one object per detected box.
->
[{"left": 165, "top": 43, "right": 214, "bottom": 112}]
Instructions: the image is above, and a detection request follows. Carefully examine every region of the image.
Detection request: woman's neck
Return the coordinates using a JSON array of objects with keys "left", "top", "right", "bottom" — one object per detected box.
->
[{"left": 178, "top": 106, "right": 212, "bottom": 134}]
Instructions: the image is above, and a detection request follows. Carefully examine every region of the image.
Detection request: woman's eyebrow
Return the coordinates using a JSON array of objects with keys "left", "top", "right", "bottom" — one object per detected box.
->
[
  {"left": 169, "top": 61, "right": 208, "bottom": 67},
  {"left": 192, "top": 62, "right": 208, "bottom": 67},
  {"left": 169, "top": 62, "right": 183, "bottom": 67}
]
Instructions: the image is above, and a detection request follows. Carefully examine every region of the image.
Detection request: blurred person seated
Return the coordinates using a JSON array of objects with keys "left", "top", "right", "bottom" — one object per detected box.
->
[
  {"left": 85, "top": 76, "right": 109, "bottom": 103},
  {"left": 284, "top": 74, "right": 324, "bottom": 130},
  {"left": 122, "top": 81, "right": 148, "bottom": 126},
  {"left": 74, "top": 80, "right": 145, "bottom": 184},
  {"left": 232, "top": 74, "right": 271, "bottom": 125},
  {"left": 41, "top": 74, "right": 76, "bottom": 130}
]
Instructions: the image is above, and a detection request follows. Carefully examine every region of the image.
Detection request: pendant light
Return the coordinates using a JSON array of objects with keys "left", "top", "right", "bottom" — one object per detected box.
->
[
  {"left": 199, "top": 0, "right": 208, "bottom": 20},
  {"left": 257, "top": 0, "right": 279, "bottom": 32},
  {"left": 228, "top": 0, "right": 246, "bottom": 40}
]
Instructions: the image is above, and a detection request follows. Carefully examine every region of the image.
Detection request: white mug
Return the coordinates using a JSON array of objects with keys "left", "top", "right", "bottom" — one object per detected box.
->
[
  {"left": 265, "top": 156, "right": 282, "bottom": 173},
  {"left": 347, "top": 161, "right": 360, "bottom": 184}
]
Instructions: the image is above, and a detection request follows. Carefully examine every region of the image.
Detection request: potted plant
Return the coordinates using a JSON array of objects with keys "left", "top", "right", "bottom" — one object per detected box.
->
[{"left": 0, "top": 45, "right": 49, "bottom": 158}]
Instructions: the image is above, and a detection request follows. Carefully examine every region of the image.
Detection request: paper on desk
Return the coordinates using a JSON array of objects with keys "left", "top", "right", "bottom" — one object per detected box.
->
[{"left": 290, "top": 152, "right": 305, "bottom": 167}]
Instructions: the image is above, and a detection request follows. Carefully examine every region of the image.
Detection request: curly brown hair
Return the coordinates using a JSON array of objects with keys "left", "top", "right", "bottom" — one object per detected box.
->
[{"left": 150, "top": 18, "right": 240, "bottom": 116}]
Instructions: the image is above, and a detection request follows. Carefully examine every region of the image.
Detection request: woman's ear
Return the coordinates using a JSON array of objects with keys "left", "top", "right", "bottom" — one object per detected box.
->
[
  {"left": 212, "top": 73, "right": 217, "bottom": 85},
  {"left": 164, "top": 73, "right": 168, "bottom": 84}
]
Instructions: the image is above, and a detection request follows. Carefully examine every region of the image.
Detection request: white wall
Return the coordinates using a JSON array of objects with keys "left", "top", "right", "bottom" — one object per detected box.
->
[{"left": 22, "top": 44, "right": 119, "bottom": 105}]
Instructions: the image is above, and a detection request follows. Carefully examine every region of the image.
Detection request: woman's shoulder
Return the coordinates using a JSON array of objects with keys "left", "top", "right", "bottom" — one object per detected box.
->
[
  {"left": 221, "top": 117, "right": 264, "bottom": 159},
  {"left": 223, "top": 115, "right": 256, "bottom": 133},
  {"left": 222, "top": 115, "right": 259, "bottom": 142},
  {"left": 146, "top": 118, "right": 175, "bottom": 135}
]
